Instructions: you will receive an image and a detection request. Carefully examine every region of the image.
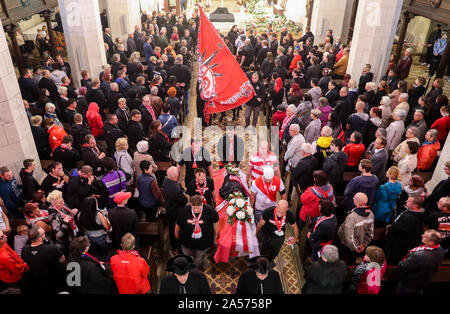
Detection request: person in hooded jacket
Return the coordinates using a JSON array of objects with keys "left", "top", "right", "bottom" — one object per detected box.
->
[
  {"left": 322, "top": 139, "right": 347, "bottom": 195},
  {"left": 86, "top": 102, "right": 104, "bottom": 139},
  {"left": 307, "top": 200, "right": 337, "bottom": 262},
  {"left": 299, "top": 171, "right": 335, "bottom": 230}
]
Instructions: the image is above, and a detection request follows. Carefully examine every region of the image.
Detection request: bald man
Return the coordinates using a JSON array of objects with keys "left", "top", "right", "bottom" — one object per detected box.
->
[
  {"left": 338, "top": 192, "right": 374, "bottom": 258},
  {"left": 162, "top": 166, "right": 188, "bottom": 256},
  {"left": 256, "top": 200, "right": 299, "bottom": 260}
]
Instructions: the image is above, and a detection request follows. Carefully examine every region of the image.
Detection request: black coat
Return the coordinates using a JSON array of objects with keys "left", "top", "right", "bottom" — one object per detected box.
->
[
  {"left": 69, "top": 255, "right": 115, "bottom": 294},
  {"left": 159, "top": 272, "right": 211, "bottom": 294},
  {"left": 162, "top": 177, "right": 188, "bottom": 221},
  {"left": 126, "top": 120, "right": 145, "bottom": 152},
  {"left": 246, "top": 81, "right": 265, "bottom": 107},
  {"left": 358, "top": 72, "right": 374, "bottom": 95},
  {"left": 106, "top": 91, "right": 124, "bottom": 113},
  {"left": 386, "top": 209, "right": 425, "bottom": 265},
  {"left": 39, "top": 77, "right": 59, "bottom": 102},
  {"left": 81, "top": 145, "right": 106, "bottom": 176},
  {"left": 168, "top": 64, "right": 191, "bottom": 89},
  {"left": 31, "top": 125, "right": 51, "bottom": 158},
  {"left": 103, "top": 122, "right": 125, "bottom": 154},
  {"left": 52, "top": 145, "right": 81, "bottom": 171},
  {"left": 18, "top": 77, "right": 40, "bottom": 103},
  {"left": 19, "top": 169, "right": 41, "bottom": 202},
  {"left": 68, "top": 124, "right": 91, "bottom": 153},
  {"left": 109, "top": 205, "right": 140, "bottom": 249},
  {"left": 306, "top": 64, "right": 321, "bottom": 83},
  {"left": 292, "top": 155, "right": 320, "bottom": 191},
  {"left": 236, "top": 270, "right": 284, "bottom": 294},
  {"left": 322, "top": 151, "right": 348, "bottom": 189},
  {"left": 115, "top": 107, "right": 131, "bottom": 133},
  {"left": 398, "top": 246, "right": 443, "bottom": 290},
  {"left": 303, "top": 259, "right": 348, "bottom": 294},
  {"left": 86, "top": 88, "right": 106, "bottom": 112},
  {"left": 66, "top": 175, "right": 104, "bottom": 210},
  {"left": 256, "top": 46, "right": 270, "bottom": 66},
  {"left": 139, "top": 103, "right": 154, "bottom": 135},
  {"left": 333, "top": 96, "right": 353, "bottom": 131},
  {"left": 148, "top": 133, "right": 172, "bottom": 162}
]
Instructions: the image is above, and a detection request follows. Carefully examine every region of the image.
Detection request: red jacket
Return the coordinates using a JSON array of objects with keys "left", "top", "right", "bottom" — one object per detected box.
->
[
  {"left": 300, "top": 184, "right": 335, "bottom": 222},
  {"left": 343, "top": 143, "right": 365, "bottom": 167},
  {"left": 48, "top": 124, "right": 68, "bottom": 152},
  {"left": 289, "top": 55, "right": 302, "bottom": 72},
  {"left": 417, "top": 141, "right": 440, "bottom": 171},
  {"left": 431, "top": 116, "right": 450, "bottom": 141},
  {"left": 86, "top": 102, "right": 104, "bottom": 137},
  {"left": 0, "top": 243, "right": 29, "bottom": 283},
  {"left": 110, "top": 250, "right": 150, "bottom": 294},
  {"left": 272, "top": 111, "right": 287, "bottom": 127}
]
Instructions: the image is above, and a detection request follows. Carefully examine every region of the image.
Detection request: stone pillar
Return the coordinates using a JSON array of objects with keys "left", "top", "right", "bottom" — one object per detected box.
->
[
  {"left": 58, "top": 0, "right": 107, "bottom": 89},
  {"left": 346, "top": 0, "right": 403, "bottom": 83},
  {"left": 106, "top": 0, "right": 142, "bottom": 44},
  {"left": 426, "top": 133, "right": 450, "bottom": 193},
  {"left": 0, "top": 20, "right": 45, "bottom": 183},
  {"left": 310, "top": 0, "right": 354, "bottom": 44},
  {"left": 43, "top": 10, "right": 58, "bottom": 59}
]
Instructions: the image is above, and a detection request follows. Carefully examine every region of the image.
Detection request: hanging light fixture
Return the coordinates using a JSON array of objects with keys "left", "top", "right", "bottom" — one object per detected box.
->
[{"left": 20, "top": 0, "right": 31, "bottom": 7}]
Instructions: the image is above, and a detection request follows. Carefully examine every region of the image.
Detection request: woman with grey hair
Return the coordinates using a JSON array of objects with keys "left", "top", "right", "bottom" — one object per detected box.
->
[
  {"left": 305, "top": 109, "right": 322, "bottom": 144},
  {"left": 133, "top": 140, "right": 158, "bottom": 180},
  {"left": 379, "top": 96, "right": 392, "bottom": 128},
  {"left": 386, "top": 109, "right": 406, "bottom": 156},
  {"left": 44, "top": 102, "right": 63, "bottom": 127},
  {"left": 302, "top": 244, "right": 348, "bottom": 294}
]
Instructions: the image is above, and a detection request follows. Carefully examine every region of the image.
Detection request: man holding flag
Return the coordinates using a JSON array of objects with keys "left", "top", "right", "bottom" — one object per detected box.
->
[{"left": 197, "top": 6, "right": 255, "bottom": 124}]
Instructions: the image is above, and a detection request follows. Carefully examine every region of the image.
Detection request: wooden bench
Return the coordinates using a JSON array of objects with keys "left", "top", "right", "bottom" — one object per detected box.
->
[{"left": 154, "top": 161, "right": 173, "bottom": 172}]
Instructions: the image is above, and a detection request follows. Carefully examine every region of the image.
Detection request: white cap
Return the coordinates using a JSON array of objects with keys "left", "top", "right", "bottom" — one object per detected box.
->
[{"left": 263, "top": 166, "right": 274, "bottom": 180}]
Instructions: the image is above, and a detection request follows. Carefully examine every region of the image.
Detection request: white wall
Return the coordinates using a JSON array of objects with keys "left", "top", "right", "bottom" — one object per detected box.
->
[{"left": 284, "top": 0, "right": 306, "bottom": 27}]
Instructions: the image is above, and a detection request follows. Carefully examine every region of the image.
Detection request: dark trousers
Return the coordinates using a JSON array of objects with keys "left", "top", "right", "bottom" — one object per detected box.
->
[
  {"left": 169, "top": 217, "right": 180, "bottom": 252},
  {"left": 87, "top": 234, "right": 110, "bottom": 262},
  {"left": 142, "top": 204, "right": 158, "bottom": 222},
  {"left": 260, "top": 236, "right": 285, "bottom": 260}
]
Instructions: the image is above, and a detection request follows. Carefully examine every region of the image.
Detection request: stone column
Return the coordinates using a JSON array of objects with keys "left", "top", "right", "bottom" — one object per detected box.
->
[
  {"left": 346, "top": 0, "right": 403, "bottom": 83},
  {"left": 106, "top": 0, "right": 142, "bottom": 44},
  {"left": 0, "top": 20, "right": 45, "bottom": 183},
  {"left": 310, "top": 0, "right": 354, "bottom": 44},
  {"left": 58, "top": 0, "right": 107, "bottom": 89},
  {"left": 426, "top": 133, "right": 450, "bottom": 193}
]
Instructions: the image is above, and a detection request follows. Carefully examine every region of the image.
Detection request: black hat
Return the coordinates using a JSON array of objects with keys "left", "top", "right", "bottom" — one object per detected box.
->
[
  {"left": 166, "top": 254, "right": 196, "bottom": 275},
  {"left": 248, "top": 256, "right": 276, "bottom": 275}
]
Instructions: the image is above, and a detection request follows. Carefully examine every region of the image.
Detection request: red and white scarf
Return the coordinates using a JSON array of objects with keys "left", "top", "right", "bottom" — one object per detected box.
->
[
  {"left": 189, "top": 207, "right": 203, "bottom": 239},
  {"left": 52, "top": 204, "right": 77, "bottom": 232},
  {"left": 143, "top": 103, "right": 156, "bottom": 120},
  {"left": 279, "top": 114, "right": 295, "bottom": 140},
  {"left": 255, "top": 176, "right": 281, "bottom": 202},
  {"left": 195, "top": 180, "right": 209, "bottom": 204},
  {"left": 271, "top": 208, "right": 286, "bottom": 236}
]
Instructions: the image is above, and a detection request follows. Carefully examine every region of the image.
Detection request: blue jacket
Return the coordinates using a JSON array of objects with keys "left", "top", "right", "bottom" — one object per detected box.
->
[
  {"left": 0, "top": 178, "right": 23, "bottom": 212},
  {"left": 138, "top": 173, "right": 156, "bottom": 208},
  {"left": 373, "top": 181, "right": 402, "bottom": 223},
  {"left": 343, "top": 175, "right": 379, "bottom": 210},
  {"left": 143, "top": 42, "right": 154, "bottom": 64},
  {"left": 158, "top": 113, "right": 178, "bottom": 138},
  {"left": 115, "top": 78, "right": 130, "bottom": 98},
  {"left": 433, "top": 38, "right": 447, "bottom": 56}
]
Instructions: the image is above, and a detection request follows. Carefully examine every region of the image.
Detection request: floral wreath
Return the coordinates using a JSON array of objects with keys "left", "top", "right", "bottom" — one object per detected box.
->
[
  {"left": 224, "top": 162, "right": 240, "bottom": 176},
  {"left": 225, "top": 191, "right": 254, "bottom": 225}
]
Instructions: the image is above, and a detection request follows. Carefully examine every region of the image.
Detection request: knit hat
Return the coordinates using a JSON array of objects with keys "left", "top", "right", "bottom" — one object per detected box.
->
[{"left": 114, "top": 191, "right": 132, "bottom": 204}]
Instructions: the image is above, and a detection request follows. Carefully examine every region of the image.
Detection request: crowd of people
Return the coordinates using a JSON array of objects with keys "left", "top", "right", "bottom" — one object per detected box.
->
[{"left": 1, "top": 5, "right": 450, "bottom": 295}]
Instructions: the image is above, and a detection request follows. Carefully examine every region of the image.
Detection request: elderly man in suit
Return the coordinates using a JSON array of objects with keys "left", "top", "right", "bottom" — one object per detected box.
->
[{"left": 369, "top": 136, "right": 389, "bottom": 185}]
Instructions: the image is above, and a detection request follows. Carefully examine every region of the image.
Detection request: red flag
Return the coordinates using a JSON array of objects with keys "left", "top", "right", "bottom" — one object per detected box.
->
[{"left": 197, "top": 6, "right": 255, "bottom": 123}]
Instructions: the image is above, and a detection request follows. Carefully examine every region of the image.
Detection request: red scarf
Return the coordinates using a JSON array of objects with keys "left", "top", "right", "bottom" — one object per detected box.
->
[
  {"left": 195, "top": 180, "right": 209, "bottom": 204},
  {"left": 82, "top": 252, "right": 106, "bottom": 269},
  {"left": 279, "top": 114, "right": 295, "bottom": 140},
  {"left": 143, "top": 102, "right": 156, "bottom": 120},
  {"left": 190, "top": 207, "right": 203, "bottom": 239},
  {"left": 272, "top": 208, "right": 286, "bottom": 236},
  {"left": 52, "top": 205, "right": 77, "bottom": 232},
  {"left": 255, "top": 176, "right": 280, "bottom": 202}
]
